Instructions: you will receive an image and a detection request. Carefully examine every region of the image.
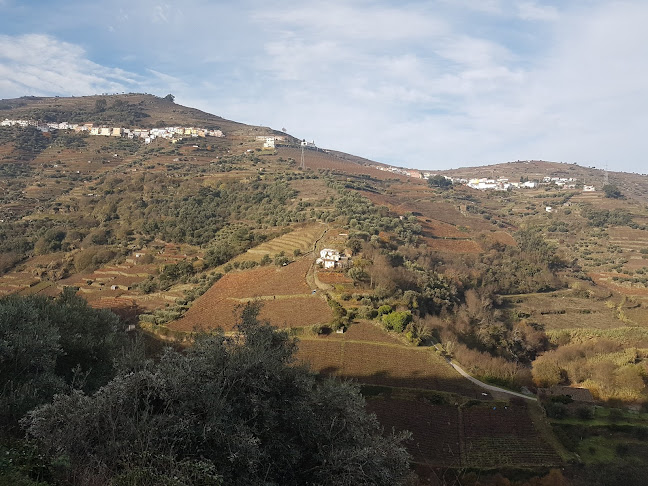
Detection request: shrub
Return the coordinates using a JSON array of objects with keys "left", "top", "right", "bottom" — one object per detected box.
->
[
  {"left": 381, "top": 311, "right": 412, "bottom": 333},
  {"left": 575, "top": 406, "right": 594, "bottom": 420},
  {"left": 377, "top": 304, "right": 392, "bottom": 316},
  {"left": 545, "top": 402, "right": 569, "bottom": 419}
]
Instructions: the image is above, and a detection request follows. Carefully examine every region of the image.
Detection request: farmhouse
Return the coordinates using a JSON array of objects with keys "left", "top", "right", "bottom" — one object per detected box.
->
[{"left": 317, "top": 248, "right": 348, "bottom": 269}]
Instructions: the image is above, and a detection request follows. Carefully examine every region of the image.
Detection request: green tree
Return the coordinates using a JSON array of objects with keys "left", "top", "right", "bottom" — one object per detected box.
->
[
  {"left": 381, "top": 311, "right": 412, "bottom": 332},
  {"left": 0, "top": 289, "right": 126, "bottom": 434},
  {"left": 26, "top": 304, "right": 411, "bottom": 485},
  {"left": 427, "top": 175, "right": 452, "bottom": 189},
  {"left": 94, "top": 98, "right": 107, "bottom": 113},
  {"left": 164, "top": 94, "right": 175, "bottom": 103},
  {"left": 603, "top": 184, "right": 624, "bottom": 199}
]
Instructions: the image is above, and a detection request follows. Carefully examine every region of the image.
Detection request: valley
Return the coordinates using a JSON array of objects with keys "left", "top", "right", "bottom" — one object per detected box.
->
[{"left": 2, "top": 94, "right": 648, "bottom": 484}]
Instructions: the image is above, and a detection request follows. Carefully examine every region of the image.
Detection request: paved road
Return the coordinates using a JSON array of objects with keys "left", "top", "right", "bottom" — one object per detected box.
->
[{"left": 448, "top": 359, "right": 537, "bottom": 401}]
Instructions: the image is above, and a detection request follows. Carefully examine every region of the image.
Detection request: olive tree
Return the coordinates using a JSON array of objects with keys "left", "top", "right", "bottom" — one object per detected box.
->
[{"left": 26, "top": 304, "right": 412, "bottom": 486}]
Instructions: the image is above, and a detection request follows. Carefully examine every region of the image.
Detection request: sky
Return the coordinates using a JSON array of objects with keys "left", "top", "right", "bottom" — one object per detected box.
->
[{"left": 1, "top": 0, "right": 647, "bottom": 173}]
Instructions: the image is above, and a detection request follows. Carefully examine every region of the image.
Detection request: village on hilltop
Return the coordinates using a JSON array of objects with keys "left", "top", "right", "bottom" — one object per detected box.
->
[
  {"left": 369, "top": 163, "right": 597, "bottom": 192},
  {"left": 1, "top": 118, "right": 225, "bottom": 144}
]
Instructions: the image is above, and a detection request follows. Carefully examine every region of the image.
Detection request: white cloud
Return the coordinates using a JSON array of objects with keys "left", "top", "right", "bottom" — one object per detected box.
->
[
  {"left": 516, "top": 1, "right": 559, "bottom": 21},
  {"left": 0, "top": 34, "right": 141, "bottom": 97}
]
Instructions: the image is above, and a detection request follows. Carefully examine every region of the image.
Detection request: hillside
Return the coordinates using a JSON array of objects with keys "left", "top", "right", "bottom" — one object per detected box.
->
[{"left": 2, "top": 94, "right": 648, "bottom": 485}]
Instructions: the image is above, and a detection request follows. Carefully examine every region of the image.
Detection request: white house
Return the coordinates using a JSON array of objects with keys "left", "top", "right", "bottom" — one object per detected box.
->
[
  {"left": 263, "top": 137, "right": 275, "bottom": 149},
  {"left": 583, "top": 185, "right": 596, "bottom": 192},
  {"left": 316, "top": 248, "right": 341, "bottom": 269}
]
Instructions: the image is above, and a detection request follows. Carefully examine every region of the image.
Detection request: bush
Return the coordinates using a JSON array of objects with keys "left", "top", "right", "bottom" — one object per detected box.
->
[
  {"left": 381, "top": 311, "right": 412, "bottom": 333},
  {"left": 603, "top": 184, "right": 624, "bottom": 199},
  {"left": 1, "top": 290, "right": 126, "bottom": 434},
  {"left": 575, "top": 406, "right": 594, "bottom": 420},
  {"left": 545, "top": 402, "right": 569, "bottom": 419},
  {"left": 427, "top": 175, "right": 452, "bottom": 189},
  {"left": 377, "top": 304, "right": 392, "bottom": 316}
]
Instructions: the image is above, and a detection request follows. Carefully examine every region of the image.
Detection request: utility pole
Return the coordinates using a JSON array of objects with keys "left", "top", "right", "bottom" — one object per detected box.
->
[{"left": 300, "top": 144, "right": 305, "bottom": 169}]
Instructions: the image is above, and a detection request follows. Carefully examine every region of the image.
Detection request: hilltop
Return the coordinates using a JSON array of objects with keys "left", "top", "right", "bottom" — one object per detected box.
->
[{"left": 2, "top": 94, "right": 648, "bottom": 485}]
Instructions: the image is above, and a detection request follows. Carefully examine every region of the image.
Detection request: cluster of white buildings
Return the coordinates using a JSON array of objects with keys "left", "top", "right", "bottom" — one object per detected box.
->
[
  {"left": 466, "top": 178, "right": 538, "bottom": 191},
  {"left": 541, "top": 176, "right": 578, "bottom": 188},
  {"left": 316, "top": 248, "right": 350, "bottom": 269},
  {"left": 368, "top": 163, "right": 598, "bottom": 193},
  {"left": 1, "top": 118, "right": 225, "bottom": 145}
]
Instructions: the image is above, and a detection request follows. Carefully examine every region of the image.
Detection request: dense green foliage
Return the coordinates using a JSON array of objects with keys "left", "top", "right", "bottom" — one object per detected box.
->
[
  {"left": 327, "top": 183, "right": 422, "bottom": 243},
  {"left": 603, "top": 184, "right": 624, "bottom": 199},
  {"left": 26, "top": 99, "right": 151, "bottom": 126},
  {"left": 141, "top": 181, "right": 299, "bottom": 245},
  {"left": 427, "top": 175, "right": 452, "bottom": 189},
  {"left": 580, "top": 205, "right": 633, "bottom": 227},
  {"left": 0, "top": 289, "right": 126, "bottom": 435},
  {"left": 23, "top": 304, "right": 411, "bottom": 486}
]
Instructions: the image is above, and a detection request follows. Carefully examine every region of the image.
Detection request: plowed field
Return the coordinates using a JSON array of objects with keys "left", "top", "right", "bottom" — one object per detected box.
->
[
  {"left": 462, "top": 404, "right": 561, "bottom": 467},
  {"left": 297, "top": 340, "right": 481, "bottom": 397},
  {"left": 168, "top": 257, "right": 333, "bottom": 331},
  {"left": 367, "top": 399, "right": 561, "bottom": 468},
  {"left": 312, "top": 321, "right": 402, "bottom": 344},
  {"left": 366, "top": 398, "right": 461, "bottom": 466}
]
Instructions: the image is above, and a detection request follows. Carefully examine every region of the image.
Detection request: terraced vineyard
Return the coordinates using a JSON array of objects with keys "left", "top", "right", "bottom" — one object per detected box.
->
[
  {"left": 366, "top": 398, "right": 462, "bottom": 467},
  {"left": 367, "top": 397, "right": 561, "bottom": 468},
  {"left": 462, "top": 403, "right": 561, "bottom": 467},
  {"left": 238, "top": 223, "right": 326, "bottom": 262}
]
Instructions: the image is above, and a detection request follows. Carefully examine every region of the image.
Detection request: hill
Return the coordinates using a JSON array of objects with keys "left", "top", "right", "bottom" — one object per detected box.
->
[{"left": 2, "top": 93, "right": 648, "bottom": 484}]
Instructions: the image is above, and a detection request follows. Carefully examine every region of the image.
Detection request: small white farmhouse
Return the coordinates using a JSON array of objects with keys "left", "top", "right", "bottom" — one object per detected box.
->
[{"left": 316, "top": 248, "right": 341, "bottom": 269}]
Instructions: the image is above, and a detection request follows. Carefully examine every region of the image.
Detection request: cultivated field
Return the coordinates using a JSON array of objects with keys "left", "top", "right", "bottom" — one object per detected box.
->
[
  {"left": 297, "top": 339, "right": 482, "bottom": 397},
  {"left": 168, "top": 256, "right": 332, "bottom": 332},
  {"left": 310, "top": 320, "right": 404, "bottom": 345},
  {"left": 366, "top": 397, "right": 561, "bottom": 468},
  {"left": 462, "top": 403, "right": 561, "bottom": 467},
  {"left": 366, "top": 398, "right": 462, "bottom": 466},
  {"left": 237, "top": 224, "right": 326, "bottom": 262}
]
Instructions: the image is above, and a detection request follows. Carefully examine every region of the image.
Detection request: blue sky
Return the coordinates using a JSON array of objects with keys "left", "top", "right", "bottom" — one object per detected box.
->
[{"left": 1, "top": 0, "right": 647, "bottom": 173}]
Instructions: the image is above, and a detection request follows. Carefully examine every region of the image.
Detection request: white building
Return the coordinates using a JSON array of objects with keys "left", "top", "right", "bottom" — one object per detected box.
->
[{"left": 316, "top": 248, "right": 341, "bottom": 269}]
